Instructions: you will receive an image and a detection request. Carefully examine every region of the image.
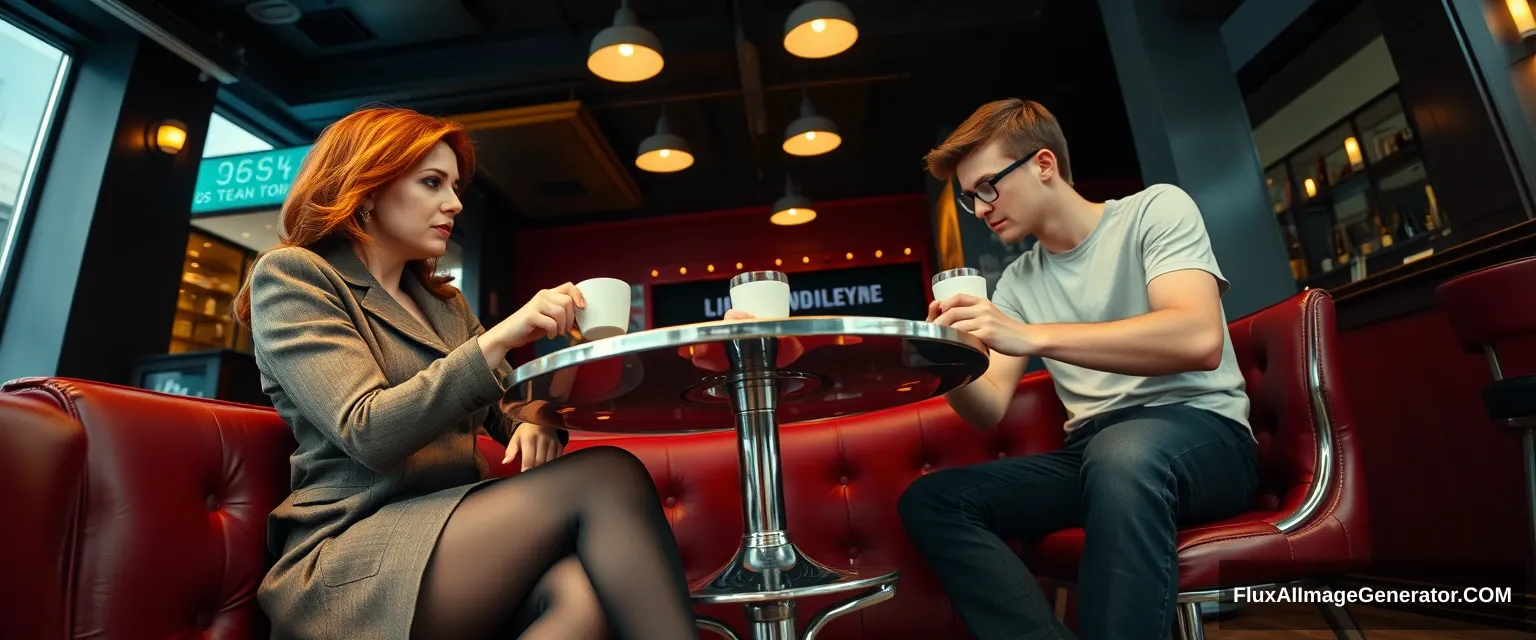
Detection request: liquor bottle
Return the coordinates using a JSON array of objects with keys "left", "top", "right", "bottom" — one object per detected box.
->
[
  {"left": 1284, "top": 224, "right": 1308, "bottom": 280},
  {"left": 1399, "top": 207, "right": 1418, "bottom": 240},
  {"left": 1424, "top": 185, "right": 1441, "bottom": 231}
]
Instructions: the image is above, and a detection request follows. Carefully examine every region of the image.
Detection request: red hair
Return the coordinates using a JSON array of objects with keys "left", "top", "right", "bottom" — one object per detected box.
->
[{"left": 234, "top": 106, "right": 475, "bottom": 327}]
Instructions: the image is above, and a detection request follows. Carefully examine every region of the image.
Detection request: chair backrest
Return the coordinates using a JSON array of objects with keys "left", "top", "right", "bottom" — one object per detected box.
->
[
  {"left": 1435, "top": 255, "right": 1536, "bottom": 354},
  {"left": 1, "top": 377, "right": 294, "bottom": 640},
  {"left": 1226, "top": 289, "right": 1369, "bottom": 564},
  {"left": 0, "top": 393, "right": 85, "bottom": 640}
]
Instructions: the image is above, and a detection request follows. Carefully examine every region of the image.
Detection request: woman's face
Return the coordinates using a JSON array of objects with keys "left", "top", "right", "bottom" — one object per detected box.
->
[{"left": 364, "top": 141, "right": 462, "bottom": 261}]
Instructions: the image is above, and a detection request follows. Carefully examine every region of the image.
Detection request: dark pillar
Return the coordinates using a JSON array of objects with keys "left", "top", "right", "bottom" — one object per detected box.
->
[
  {"left": 0, "top": 36, "right": 217, "bottom": 383},
  {"left": 1098, "top": 0, "right": 1297, "bottom": 319}
]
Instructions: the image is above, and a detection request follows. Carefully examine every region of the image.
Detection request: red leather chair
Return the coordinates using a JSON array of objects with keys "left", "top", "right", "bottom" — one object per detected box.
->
[
  {"left": 1436, "top": 256, "right": 1536, "bottom": 570},
  {"left": 0, "top": 377, "right": 294, "bottom": 640},
  {"left": 0, "top": 393, "right": 86, "bottom": 640},
  {"left": 1024, "top": 288, "right": 1371, "bottom": 638}
]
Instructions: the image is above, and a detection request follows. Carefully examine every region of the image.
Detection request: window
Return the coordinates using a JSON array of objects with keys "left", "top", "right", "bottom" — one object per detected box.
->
[
  {"left": 0, "top": 18, "right": 69, "bottom": 298},
  {"left": 203, "top": 112, "right": 273, "bottom": 158}
]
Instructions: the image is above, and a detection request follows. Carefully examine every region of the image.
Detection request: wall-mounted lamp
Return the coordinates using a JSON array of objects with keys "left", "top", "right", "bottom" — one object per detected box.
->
[
  {"left": 1510, "top": 0, "right": 1536, "bottom": 38},
  {"left": 150, "top": 119, "right": 188, "bottom": 155}
]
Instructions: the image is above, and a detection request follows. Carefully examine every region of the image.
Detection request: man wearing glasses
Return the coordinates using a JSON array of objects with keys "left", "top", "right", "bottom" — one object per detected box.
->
[{"left": 898, "top": 98, "right": 1258, "bottom": 639}]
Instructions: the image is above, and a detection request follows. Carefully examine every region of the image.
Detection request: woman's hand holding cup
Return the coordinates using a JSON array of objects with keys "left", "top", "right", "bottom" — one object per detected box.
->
[{"left": 478, "top": 284, "right": 587, "bottom": 366}]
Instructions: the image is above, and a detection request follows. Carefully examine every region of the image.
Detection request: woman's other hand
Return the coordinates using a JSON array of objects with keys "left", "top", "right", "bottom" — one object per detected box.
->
[{"left": 503, "top": 422, "right": 565, "bottom": 471}]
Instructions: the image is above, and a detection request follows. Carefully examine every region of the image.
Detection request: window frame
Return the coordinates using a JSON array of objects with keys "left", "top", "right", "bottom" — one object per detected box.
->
[{"left": 0, "top": 10, "right": 76, "bottom": 341}]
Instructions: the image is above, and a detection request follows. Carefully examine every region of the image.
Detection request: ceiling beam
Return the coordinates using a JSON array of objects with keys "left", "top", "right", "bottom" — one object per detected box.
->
[
  {"left": 732, "top": 0, "right": 768, "bottom": 140},
  {"left": 1165, "top": 0, "right": 1248, "bottom": 23}
]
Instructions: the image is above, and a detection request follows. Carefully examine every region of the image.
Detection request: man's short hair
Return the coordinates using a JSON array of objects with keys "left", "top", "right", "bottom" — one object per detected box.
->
[{"left": 923, "top": 99, "right": 1073, "bottom": 184}]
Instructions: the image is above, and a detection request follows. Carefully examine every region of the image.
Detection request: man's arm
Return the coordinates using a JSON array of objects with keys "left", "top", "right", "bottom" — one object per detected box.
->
[
  {"left": 1027, "top": 269, "right": 1225, "bottom": 376},
  {"left": 945, "top": 350, "right": 1030, "bottom": 429},
  {"left": 936, "top": 185, "right": 1228, "bottom": 379}
]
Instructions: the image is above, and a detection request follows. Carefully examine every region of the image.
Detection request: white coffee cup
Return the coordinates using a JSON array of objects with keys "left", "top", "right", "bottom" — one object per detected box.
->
[
  {"left": 729, "top": 271, "right": 790, "bottom": 318},
  {"left": 932, "top": 267, "right": 988, "bottom": 305},
  {"left": 574, "top": 277, "right": 631, "bottom": 340}
]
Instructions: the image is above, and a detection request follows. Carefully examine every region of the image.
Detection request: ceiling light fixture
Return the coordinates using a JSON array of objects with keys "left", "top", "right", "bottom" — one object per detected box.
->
[
  {"left": 771, "top": 175, "right": 817, "bottom": 226},
  {"left": 783, "top": 92, "right": 840, "bottom": 156},
  {"left": 244, "top": 0, "right": 301, "bottom": 25},
  {"left": 784, "top": 0, "right": 858, "bottom": 59},
  {"left": 635, "top": 106, "right": 693, "bottom": 173},
  {"left": 588, "top": 0, "right": 664, "bottom": 82}
]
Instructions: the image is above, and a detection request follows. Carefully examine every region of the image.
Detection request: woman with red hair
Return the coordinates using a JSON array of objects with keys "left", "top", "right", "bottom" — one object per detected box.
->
[{"left": 238, "top": 106, "right": 695, "bottom": 639}]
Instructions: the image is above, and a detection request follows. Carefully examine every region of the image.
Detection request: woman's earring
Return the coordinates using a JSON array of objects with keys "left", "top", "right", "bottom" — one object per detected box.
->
[{"left": 359, "top": 207, "right": 372, "bottom": 225}]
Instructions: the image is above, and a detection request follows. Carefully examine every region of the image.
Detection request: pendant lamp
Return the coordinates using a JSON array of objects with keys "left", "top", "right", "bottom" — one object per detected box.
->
[
  {"left": 771, "top": 175, "right": 816, "bottom": 226},
  {"left": 589, "top": 0, "right": 664, "bottom": 82},
  {"left": 636, "top": 107, "right": 693, "bottom": 173},
  {"left": 783, "top": 92, "right": 840, "bottom": 157},
  {"left": 783, "top": 1, "right": 858, "bottom": 59}
]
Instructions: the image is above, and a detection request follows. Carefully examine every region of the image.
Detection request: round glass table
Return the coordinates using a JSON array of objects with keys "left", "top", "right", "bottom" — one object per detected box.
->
[{"left": 508, "top": 316, "right": 990, "bottom": 640}]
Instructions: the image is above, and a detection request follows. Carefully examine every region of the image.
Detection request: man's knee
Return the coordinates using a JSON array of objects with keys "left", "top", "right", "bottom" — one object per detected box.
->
[
  {"left": 1081, "top": 429, "right": 1175, "bottom": 503},
  {"left": 898, "top": 470, "right": 962, "bottom": 530}
]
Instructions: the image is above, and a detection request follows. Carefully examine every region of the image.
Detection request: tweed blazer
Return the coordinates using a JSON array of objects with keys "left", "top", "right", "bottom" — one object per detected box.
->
[{"left": 250, "top": 240, "right": 552, "bottom": 639}]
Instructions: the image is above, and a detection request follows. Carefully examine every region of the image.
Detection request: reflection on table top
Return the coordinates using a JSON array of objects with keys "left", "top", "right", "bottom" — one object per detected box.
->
[{"left": 507, "top": 316, "right": 990, "bottom": 434}]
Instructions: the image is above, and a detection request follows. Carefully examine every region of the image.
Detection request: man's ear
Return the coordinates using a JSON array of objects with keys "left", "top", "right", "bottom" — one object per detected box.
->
[{"left": 1034, "top": 149, "right": 1059, "bottom": 182}]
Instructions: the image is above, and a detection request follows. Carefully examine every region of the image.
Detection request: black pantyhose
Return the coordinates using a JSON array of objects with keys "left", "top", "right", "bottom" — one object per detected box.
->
[{"left": 410, "top": 446, "right": 696, "bottom": 640}]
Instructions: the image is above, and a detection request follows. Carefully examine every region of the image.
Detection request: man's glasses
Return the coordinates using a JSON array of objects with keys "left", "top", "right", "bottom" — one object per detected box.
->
[{"left": 957, "top": 149, "right": 1039, "bottom": 215}]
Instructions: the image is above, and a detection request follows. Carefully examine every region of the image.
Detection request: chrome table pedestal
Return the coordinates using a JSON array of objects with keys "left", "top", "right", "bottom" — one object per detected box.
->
[
  {"left": 507, "top": 317, "right": 989, "bottom": 640},
  {"left": 689, "top": 336, "right": 898, "bottom": 640}
]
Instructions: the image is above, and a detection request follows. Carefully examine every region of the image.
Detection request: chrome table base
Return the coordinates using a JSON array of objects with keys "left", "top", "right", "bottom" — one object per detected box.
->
[{"left": 690, "top": 337, "right": 898, "bottom": 640}]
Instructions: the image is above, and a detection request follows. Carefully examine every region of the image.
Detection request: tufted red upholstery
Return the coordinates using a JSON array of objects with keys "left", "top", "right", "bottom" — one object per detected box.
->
[
  {"left": 0, "top": 393, "right": 86, "bottom": 640},
  {"left": 474, "top": 372, "right": 1071, "bottom": 638},
  {"left": 1025, "top": 289, "right": 1370, "bottom": 592},
  {"left": 4, "top": 290, "right": 1362, "bottom": 638},
  {"left": 1, "top": 377, "right": 294, "bottom": 640},
  {"left": 1435, "top": 255, "right": 1536, "bottom": 354}
]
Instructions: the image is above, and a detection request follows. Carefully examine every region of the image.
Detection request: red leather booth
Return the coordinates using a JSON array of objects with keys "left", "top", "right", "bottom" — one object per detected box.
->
[{"left": 0, "top": 289, "right": 1366, "bottom": 639}]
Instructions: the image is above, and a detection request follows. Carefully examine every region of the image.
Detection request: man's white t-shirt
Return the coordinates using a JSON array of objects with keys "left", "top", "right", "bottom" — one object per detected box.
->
[{"left": 990, "top": 183, "right": 1252, "bottom": 435}]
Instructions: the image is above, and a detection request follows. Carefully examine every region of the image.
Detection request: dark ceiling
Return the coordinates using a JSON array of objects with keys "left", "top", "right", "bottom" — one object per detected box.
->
[{"left": 38, "top": 0, "right": 1153, "bottom": 227}]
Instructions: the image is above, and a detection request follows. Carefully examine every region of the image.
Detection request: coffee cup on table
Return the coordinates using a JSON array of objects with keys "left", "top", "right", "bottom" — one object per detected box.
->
[
  {"left": 932, "top": 267, "right": 988, "bottom": 305},
  {"left": 574, "top": 277, "right": 631, "bottom": 340},
  {"left": 728, "top": 271, "right": 790, "bottom": 318}
]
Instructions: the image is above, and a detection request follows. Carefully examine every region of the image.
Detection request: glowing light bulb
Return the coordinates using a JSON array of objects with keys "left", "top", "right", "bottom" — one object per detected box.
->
[
  {"left": 619, "top": 44, "right": 635, "bottom": 57},
  {"left": 659, "top": 149, "right": 671, "bottom": 158},
  {"left": 806, "top": 131, "right": 816, "bottom": 140},
  {"left": 812, "top": 19, "right": 826, "bottom": 32}
]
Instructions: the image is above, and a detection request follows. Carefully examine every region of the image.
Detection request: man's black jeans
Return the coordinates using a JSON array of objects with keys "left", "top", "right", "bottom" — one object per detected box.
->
[{"left": 898, "top": 403, "right": 1259, "bottom": 639}]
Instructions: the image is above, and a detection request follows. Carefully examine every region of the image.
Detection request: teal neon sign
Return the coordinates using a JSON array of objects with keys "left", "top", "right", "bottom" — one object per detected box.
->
[{"left": 191, "top": 145, "right": 312, "bottom": 215}]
